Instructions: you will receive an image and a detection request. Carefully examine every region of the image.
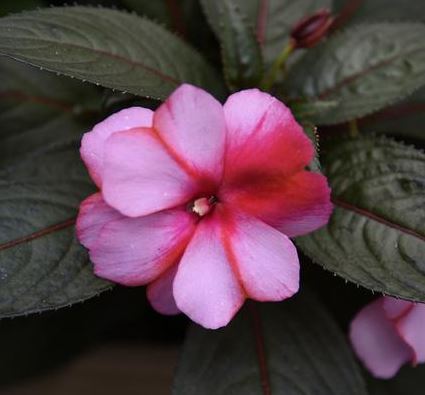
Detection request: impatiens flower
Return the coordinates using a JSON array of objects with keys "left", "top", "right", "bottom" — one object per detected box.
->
[
  {"left": 76, "top": 84, "right": 332, "bottom": 329},
  {"left": 350, "top": 296, "right": 425, "bottom": 379}
]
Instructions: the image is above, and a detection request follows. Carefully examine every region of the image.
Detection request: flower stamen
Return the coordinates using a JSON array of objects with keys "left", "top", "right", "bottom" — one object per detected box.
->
[{"left": 191, "top": 196, "right": 217, "bottom": 217}]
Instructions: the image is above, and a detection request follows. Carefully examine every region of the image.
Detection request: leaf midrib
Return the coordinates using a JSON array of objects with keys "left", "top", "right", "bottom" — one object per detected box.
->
[
  {"left": 0, "top": 90, "right": 74, "bottom": 113},
  {"left": 318, "top": 47, "right": 425, "bottom": 100},
  {"left": 0, "top": 34, "right": 181, "bottom": 87},
  {"left": 332, "top": 196, "right": 425, "bottom": 242},
  {"left": 0, "top": 217, "right": 76, "bottom": 251}
]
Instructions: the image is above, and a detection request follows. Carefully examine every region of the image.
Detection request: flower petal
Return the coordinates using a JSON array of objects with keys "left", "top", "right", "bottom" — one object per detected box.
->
[
  {"left": 173, "top": 214, "right": 245, "bottom": 329},
  {"left": 89, "top": 208, "right": 195, "bottom": 286},
  {"left": 222, "top": 170, "right": 332, "bottom": 237},
  {"left": 397, "top": 303, "right": 425, "bottom": 363},
  {"left": 154, "top": 84, "right": 226, "bottom": 183},
  {"left": 223, "top": 89, "right": 313, "bottom": 180},
  {"left": 102, "top": 128, "right": 196, "bottom": 217},
  {"left": 349, "top": 299, "right": 412, "bottom": 379},
  {"left": 382, "top": 297, "right": 413, "bottom": 320},
  {"left": 76, "top": 193, "right": 123, "bottom": 249},
  {"left": 147, "top": 265, "right": 180, "bottom": 316},
  {"left": 80, "top": 107, "right": 153, "bottom": 186},
  {"left": 221, "top": 209, "right": 299, "bottom": 301}
]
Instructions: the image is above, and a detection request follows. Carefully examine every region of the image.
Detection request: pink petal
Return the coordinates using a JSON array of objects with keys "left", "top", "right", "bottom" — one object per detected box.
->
[
  {"left": 221, "top": 209, "right": 299, "bottom": 301},
  {"left": 223, "top": 89, "right": 313, "bottom": 181},
  {"left": 80, "top": 107, "right": 153, "bottom": 186},
  {"left": 264, "top": 171, "right": 332, "bottom": 237},
  {"left": 89, "top": 208, "right": 195, "bottom": 286},
  {"left": 173, "top": 213, "right": 245, "bottom": 329},
  {"left": 397, "top": 303, "right": 425, "bottom": 363},
  {"left": 147, "top": 265, "right": 180, "bottom": 316},
  {"left": 222, "top": 170, "right": 332, "bottom": 237},
  {"left": 76, "top": 193, "right": 123, "bottom": 249},
  {"left": 102, "top": 128, "right": 196, "bottom": 217},
  {"left": 154, "top": 84, "right": 226, "bottom": 183},
  {"left": 382, "top": 297, "right": 413, "bottom": 320},
  {"left": 349, "top": 299, "right": 412, "bottom": 379}
]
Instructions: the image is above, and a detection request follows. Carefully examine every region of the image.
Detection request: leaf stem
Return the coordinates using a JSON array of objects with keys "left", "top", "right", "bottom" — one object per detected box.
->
[{"left": 261, "top": 40, "right": 295, "bottom": 91}]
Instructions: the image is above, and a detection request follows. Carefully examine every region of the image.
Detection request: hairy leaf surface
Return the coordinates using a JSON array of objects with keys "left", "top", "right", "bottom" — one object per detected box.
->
[
  {"left": 0, "top": 6, "right": 223, "bottom": 99},
  {"left": 286, "top": 23, "right": 425, "bottom": 124},
  {"left": 297, "top": 136, "right": 425, "bottom": 301}
]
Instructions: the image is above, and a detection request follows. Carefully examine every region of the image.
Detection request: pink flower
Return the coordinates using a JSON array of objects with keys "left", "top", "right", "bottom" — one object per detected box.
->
[
  {"left": 76, "top": 84, "right": 332, "bottom": 329},
  {"left": 350, "top": 296, "right": 425, "bottom": 378}
]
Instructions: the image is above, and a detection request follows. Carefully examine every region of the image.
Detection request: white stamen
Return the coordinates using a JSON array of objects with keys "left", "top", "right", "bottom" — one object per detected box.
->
[{"left": 192, "top": 197, "right": 211, "bottom": 216}]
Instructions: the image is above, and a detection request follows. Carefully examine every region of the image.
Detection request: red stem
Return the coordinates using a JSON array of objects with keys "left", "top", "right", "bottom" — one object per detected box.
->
[
  {"left": 331, "top": 0, "right": 364, "bottom": 32},
  {"left": 0, "top": 91, "right": 74, "bottom": 113},
  {"left": 256, "top": 0, "right": 269, "bottom": 46},
  {"left": 249, "top": 302, "right": 272, "bottom": 395},
  {"left": 166, "top": 0, "right": 188, "bottom": 38}
]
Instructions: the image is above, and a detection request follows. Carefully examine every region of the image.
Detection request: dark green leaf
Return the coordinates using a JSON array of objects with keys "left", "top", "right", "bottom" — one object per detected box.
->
[
  {"left": 297, "top": 136, "right": 425, "bottom": 302},
  {"left": 0, "top": 6, "right": 223, "bottom": 100},
  {"left": 0, "top": 58, "right": 110, "bottom": 318},
  {"left": 200, "top": 0, "right": 258, "bottom": 42},
  {"left": 286, "top": 23, "right": 425, "bottom": 124},
  {"left": 334, "top": 0, "right": 425, "bottom": 27},
  {"left": 200, "top": 0, "right": 263, "bottom": 90},
  {"left": 0, "top": 139, "right": 111, "bottom": 318},
  {"left": 0, "top": 57, "right": 99, "bottom": 167},
  {"left": 173, "top": 292, "right": 367, "bottom": 395},
  {"left": 122, "top": 0, "right": 221, "bottom": 68},
  {"left": 360, "top": 87, "right": 425, "bottom": 140},
  {"left": 291, "top": 99, "right": 338, "bottom": 122}
]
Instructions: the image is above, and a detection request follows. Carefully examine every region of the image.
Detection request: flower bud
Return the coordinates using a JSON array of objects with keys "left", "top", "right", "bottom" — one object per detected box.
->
[{"left": 290, "top": 9, "right": 334, "bottom": 49}]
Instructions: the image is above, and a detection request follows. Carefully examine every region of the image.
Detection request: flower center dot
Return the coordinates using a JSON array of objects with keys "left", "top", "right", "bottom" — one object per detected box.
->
[{"left": 191, "top": 196, "right": 217, "bottom": 217}]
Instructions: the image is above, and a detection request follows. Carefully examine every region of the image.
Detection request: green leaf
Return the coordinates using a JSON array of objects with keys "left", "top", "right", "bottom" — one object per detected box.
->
[
  {"left": 0, "top": 58, "right": 110, "bottom": 318},
  {"left": 285, "top": 23, "right": 425, "bottom": 124},
  {"left": 0, "top": 139, "right": 111, "bottom": 318},
  {"left": 200, "top": 0, "right": 258, "bottom": 40},
  {"left": 0, "top": 6, "right": 224, "bottom": 100},
  {"left": 297, "top": 136, "right": 425, "bottom": 302},
  {"left": 360, "top": 87, "right": 425, "bottom": 140},
  {"left": 291, "top": 99, "right": 339, "bottom": 122},
  {"left": 173, "top": 292, "right": 367, "bottom": 395},
  {"left": 334, "top": 0, "right": 425, "bottom": 27},
  {"left": 0, "top": 57, "right": 99, "bottom": 167},
  {"left": 259, "top": 0, "right": 332, "bottom": 66},
  {"left": 200, "top": 0, "right": 263, "bottom": 90}
]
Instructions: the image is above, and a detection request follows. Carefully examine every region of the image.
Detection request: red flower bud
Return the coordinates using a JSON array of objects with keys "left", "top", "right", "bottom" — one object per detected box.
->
[{"left": 290, "top": 9, "right": 334, "bottom": 49}]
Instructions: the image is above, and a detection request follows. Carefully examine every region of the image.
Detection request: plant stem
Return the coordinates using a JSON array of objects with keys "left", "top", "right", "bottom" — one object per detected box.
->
[
  {"left": 349, "top": 119, "right": 360, "bottom": 137},
  {"left": 261, "top": 40, "right": 295, "bottom": 91}
]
